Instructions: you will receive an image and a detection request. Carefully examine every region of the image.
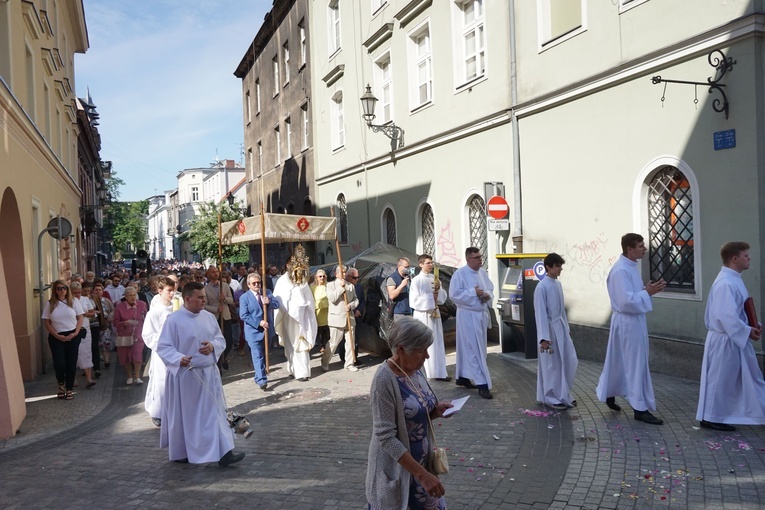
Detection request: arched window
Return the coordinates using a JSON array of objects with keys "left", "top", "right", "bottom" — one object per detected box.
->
[
  {"left": 467, "top": 194, "right": 487, "bottom": 269},
  {"left": 287, "top": 202, "right": 295, "bottom": 214},
  {"left": 337, "top": 193, "right": 348, "bottom": 245},
  {"left": 647, "top": 166, "right": 695, "bottom": 291},
  {"left": 420, "top": 203, "right": 435, "bottom": 257},
  {"left": 383, "top": 207, "right": 397, "bottom": 246},
  {"left": 303, "top": 197, "right": 313, "bottom": 215}
]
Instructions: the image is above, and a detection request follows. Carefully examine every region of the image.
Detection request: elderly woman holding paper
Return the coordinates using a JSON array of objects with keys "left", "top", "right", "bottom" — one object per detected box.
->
[{"left": 366, "top": 317, "right": 453, "bottom": 510}]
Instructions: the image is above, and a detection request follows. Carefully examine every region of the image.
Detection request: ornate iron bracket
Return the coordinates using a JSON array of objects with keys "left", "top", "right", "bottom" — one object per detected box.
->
[
  {"left": 367, "top": 122, "right": 405, "bottom": 152},
  {"left": 651, "top": 49, "right": 736, "bottom": 119}
]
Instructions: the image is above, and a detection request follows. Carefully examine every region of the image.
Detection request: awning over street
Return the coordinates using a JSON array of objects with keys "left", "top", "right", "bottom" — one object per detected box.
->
[{"left": 220, "top": 213, "right": 337, "bottom": 245}]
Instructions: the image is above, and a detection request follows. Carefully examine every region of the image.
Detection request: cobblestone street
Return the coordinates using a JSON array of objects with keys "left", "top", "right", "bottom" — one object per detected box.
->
[{"left": 3, "top": 344, "right": 765, "bottom": 509}]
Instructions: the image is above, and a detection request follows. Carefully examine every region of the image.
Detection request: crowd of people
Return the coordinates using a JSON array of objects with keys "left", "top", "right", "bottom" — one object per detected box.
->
[{"left": 42, "top": 236, "right": 765, "bottom": 508}]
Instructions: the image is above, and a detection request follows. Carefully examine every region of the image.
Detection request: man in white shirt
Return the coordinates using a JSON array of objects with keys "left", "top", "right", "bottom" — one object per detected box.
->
[
  {"left": 596, "top": 233, "right": 666, "bottom": 425},
  {"left": 449, "top": 247, "right": 494, "bottom": 399},
  {"left": 696, "top": 242, "right": 765, "bottom": 431},
  {"left": 157, "top": 282, "right": 245, "bottom": 467},
  {"left": 409, "top": 254, "right": 450, "bottom": 380},
  {"left": 534, "top": 253, "right": 578, "bottom": 410}
]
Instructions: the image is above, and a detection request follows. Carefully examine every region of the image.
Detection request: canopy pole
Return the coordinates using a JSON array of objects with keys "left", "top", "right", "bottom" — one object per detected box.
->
[
  {"left": 331, "top": 207, "right": 357, "bottom": 365},
  {"left": 260, "top": 203, "right": 270, "bottom": 373},
  {"left": 217, "top": 211, "right": 225, "bottom": 333}
]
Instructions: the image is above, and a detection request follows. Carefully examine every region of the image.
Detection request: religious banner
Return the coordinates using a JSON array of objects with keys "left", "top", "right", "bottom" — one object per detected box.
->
[{"left": 220, "top": 213, "right": 337, "bottom": 245}]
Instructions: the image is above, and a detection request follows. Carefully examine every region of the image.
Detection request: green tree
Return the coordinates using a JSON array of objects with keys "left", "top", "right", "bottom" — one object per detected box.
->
[
  {"left": 107, "top": 200, "right": 149, "bottom": 255},
  {"left": 186, "top": 201, "right": 249, "bottom": 264}
]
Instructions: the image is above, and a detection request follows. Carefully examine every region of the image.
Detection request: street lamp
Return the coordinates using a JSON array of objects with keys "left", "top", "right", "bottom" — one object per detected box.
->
[
  {"left": 226, "top": 194, "right": 248, "bottom": 216},
  {"left": 360, "top": 84, "right": 404, "bottom": 151}
]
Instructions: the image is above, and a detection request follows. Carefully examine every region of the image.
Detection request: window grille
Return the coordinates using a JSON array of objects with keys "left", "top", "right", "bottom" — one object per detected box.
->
[
  {"left": 337, "top": 194, "right": 348, "bottom": 245},
  {"left": 384, "top": 208, "right": 397, "bottom": 246},
  {"left": 468, "top": 195, "right": 487, "bottom": 269},
  {"left": 421, "top": 203, "right": 435, "bottom": 257},
  {"left": 647, "top": 166, "right": 694, "bottom": 291}
]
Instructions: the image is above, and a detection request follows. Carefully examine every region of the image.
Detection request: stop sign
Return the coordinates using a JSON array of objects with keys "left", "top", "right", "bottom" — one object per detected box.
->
[{"left": 487, "top": 195, "right": 509, "bottom": 219}]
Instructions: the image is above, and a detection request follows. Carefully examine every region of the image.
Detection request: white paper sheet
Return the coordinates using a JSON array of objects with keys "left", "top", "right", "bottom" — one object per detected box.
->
[{"left": 443, "top": 395, "right": 470, "bottom": 417}]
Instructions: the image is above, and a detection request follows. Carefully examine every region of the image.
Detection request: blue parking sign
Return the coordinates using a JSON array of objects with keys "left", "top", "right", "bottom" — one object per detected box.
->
[{"left": 533, "top": 261, "right": 546, "bottom": 281}]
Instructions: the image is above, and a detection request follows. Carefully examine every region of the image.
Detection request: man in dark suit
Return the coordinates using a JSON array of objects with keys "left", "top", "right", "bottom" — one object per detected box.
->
[{"left": 239, "top": 273, "right": 280, "bottom": 390}]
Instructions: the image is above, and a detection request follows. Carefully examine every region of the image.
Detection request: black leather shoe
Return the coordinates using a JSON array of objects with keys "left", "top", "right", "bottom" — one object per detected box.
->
[
  {"left": 456, "top": 378, "right": 476, "bottom": 389},
  {"left": 700, "top": 420, "right": 736, "bottom": 431},
  {"left": 634, "top": 410, "right": 664, "bottom": 425},
  {"left": 151, "top": 418, "right": 161, "bottom": 427},
  {"left": 259, "top": 383, "right": 268, "bottom": 391},
  {"left": 478, "top": 388, "right": 493, "bottom": 399},
  {"left": 298, "top": 377, "right": 309, "bottom": 382},
  {"left": 218, "top": 450, "right": 246, "bottom": 467},
  {"left": 221, "top": 361, "right": 229, "bottom": 371},
  {"left": 435, "top": 377, "right": 453, "bottom": 382},
  {"left": 606, "top": 397, "right": 621, "bottom": 412},
  {"left": 173, "top": 458, "right": 188, "bottom": 464},
  {"left": 570, "top": 400, "right": 577, "bottom": 407}
]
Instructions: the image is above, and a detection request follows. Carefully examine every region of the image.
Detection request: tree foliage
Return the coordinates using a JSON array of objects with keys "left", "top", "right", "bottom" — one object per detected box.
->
[
  {"left": 186, "top": 201, "right": 249, "bottom": 264},
  {"left": 106, "top": 200, "right": 149, "bottom": 256}
]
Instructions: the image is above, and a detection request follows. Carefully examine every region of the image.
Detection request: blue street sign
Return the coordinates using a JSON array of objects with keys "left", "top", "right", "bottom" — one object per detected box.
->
[
  {"left": 533, "top": 261, "right": 546, "bottom": 281},
  {"left": 713, "top": 129, "right": 736, "bottom": 151}
]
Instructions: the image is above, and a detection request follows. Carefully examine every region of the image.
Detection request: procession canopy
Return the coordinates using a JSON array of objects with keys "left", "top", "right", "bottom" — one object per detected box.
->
[{"left": 221, "top": 213, "right": 337, "bottom": 245}]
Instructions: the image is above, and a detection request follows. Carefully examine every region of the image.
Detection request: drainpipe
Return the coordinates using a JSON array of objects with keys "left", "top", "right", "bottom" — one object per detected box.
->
[{"left": 509, "top": 0, "right": 523, "bottom": 253}]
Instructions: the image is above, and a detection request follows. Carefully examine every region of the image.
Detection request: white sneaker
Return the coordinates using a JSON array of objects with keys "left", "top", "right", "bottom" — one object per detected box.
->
[
  {"left": 134, "top": 378, "right": 144, "bottom": 385},
  {"left": 345, "top": 366, "right": 359, "bottom": 372},
  {"left": 126, "top": 378, "right": 133, "bottom": 385}
]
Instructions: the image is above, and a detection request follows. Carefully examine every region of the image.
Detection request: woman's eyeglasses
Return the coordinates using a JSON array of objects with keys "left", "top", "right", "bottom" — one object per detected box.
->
[{"left": 55, "top": 286, "right": 67, "bottom": 291}]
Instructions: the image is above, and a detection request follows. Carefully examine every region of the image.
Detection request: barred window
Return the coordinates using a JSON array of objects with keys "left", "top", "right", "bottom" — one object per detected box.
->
[
  {"left": 337, "top": 193, "right": 348, "bottom": 245},
  {"left": 384, "top": 207, "right": 397, "bottom": 246},
  {"left": 647, "top": 166, "right": 694, "bottom": 291},
  {"left": 468, "top": 195, "right": 488, "bottom": 269},
  {"left": 421, "top": 203, "right": 435, "bottom": 257}
]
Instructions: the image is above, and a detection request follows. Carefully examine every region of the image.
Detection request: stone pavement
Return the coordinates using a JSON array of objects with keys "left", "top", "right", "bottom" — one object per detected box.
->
[{"left": 3, "top": 343, "right": 765, "bottom": 509}]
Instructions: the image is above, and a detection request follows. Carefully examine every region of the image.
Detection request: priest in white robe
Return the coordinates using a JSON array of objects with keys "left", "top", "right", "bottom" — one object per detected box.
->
[
  {"left": 696, "top": 242, "right": 765, "bottom": 431},
  {"left": 533, "top": 253, "right": 577, "bottom": 409},
  {"left": 157, "top": 282, "right": 244, "bottom": 466},
  {"left": 273, "top": 245, "right": 317, "bottom": 381},
  {"left": 596, "top": 233, "right": 666, "bottom": 425},
  {"left": 143, "top": 277, "right": 176, "bottom": 427},
  {"left": 410, "top": 254, "right": 450, "bottom": 380},
  {"left": 449, "top": 247, "right": 494, "bottom": 399}
]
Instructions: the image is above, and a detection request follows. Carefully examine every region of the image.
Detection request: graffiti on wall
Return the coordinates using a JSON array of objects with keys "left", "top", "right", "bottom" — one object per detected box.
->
[
  {"left": 530, "top": 232, "right": 617, "bottom": 286},
  {"left": 437, "top": 219, "right": 463, "bottom": 267}
]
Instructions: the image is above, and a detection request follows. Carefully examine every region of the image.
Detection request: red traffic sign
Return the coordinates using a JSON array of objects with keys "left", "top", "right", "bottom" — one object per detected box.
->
[{"left": 487, "top": 195, "right": 509, "bottom": 219}]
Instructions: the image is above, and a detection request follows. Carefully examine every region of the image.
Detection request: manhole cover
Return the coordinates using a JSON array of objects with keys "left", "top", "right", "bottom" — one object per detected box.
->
[
  {"left": 576, "top": 436, "right": 596, "bottom": 442},
  {"left": 266, "top": 388, "right": 332, "bottom": 404}
]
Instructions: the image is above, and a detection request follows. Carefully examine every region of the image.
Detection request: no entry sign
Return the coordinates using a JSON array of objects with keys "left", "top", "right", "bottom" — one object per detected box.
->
[{"left": 487, "top": 195, "right": 509, "bottom": 220}]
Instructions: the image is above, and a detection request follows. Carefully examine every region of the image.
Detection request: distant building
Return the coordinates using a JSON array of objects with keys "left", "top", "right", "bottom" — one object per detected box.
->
[
  {"left": 0, "top": 0, "right": 89, "bottom": 438},
  {"left": 159, "top": 159, "right": 245, "bottom": 263},
  {"left": 235, "top": 0, "right": 317, "bottom": 268}
]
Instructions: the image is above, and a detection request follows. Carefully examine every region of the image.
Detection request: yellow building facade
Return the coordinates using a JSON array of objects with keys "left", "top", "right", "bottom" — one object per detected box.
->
[{"left": 0, "top": 0, "right": 88, "bottom": 438}]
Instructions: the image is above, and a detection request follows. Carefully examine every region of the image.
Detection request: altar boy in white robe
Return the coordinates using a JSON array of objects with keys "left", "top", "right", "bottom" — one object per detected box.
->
[
  {"left": 533, "top": 253, "right": 578, "bottom": 410},
  {"left": 449, "top": 246, "right": 494, "bottom": 399},
  {"left": 157, "top": 282, "right": 245, "bottom": 467},
  {"left": 696, "top": 242, "right": 765, "bottom": 431},
  {"left": 143, "top": 277, "right": 175, "bottom": 427},
  {"left": 410, "top": 254, "right": 450, "bottom": 380},
  {"left": 596, "top": 233, "right": 666, "bottom": 425}
]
